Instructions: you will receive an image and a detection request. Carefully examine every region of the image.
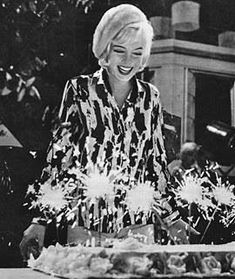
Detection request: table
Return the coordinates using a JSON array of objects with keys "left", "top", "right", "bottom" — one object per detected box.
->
[
  {"left": 1, "top": 268, "right": 235, "bottom": 279},
  {"left": 0, "top": 268, "right": 50, "bottom": 279}
]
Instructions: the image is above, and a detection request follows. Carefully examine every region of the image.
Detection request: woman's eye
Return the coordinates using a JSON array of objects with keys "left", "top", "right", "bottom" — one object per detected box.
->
[
  {"left": 133, "top": 52, "right": 142, "bottom": 56},
  {"left": 113, "top": 49, "right": 125, "bottom": 54}
]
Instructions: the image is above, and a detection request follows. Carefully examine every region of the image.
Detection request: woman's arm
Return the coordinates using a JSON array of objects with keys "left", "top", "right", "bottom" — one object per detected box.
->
[{"left": 20, "top": 78, "right": 84, "bottom": 259}]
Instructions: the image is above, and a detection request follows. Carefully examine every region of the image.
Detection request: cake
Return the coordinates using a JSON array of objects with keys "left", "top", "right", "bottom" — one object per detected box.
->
[{"left": 29, "top": 238, "right": 235, "bottom": 278}]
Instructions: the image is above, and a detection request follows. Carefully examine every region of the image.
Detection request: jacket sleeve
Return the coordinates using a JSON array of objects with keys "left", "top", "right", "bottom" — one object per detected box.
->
[
  {"left": 30, "top": 79, "right": 82, "bottom": 223},
  {"left": 46, "top": 79, "right": 80, "bottom": 171}
]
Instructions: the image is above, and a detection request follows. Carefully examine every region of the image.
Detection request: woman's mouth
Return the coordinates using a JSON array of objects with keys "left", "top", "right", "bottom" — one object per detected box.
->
[{"left": 117, "top": 66, "right": 133, "bottom": 75}]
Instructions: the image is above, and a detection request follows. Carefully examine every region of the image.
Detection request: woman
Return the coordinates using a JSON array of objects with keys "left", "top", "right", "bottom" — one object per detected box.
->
[
  {"left": 20, "top": 4, "right": 198, "bottom": 261},
  {"left": 58, "top": 3, "right": 167, "bottom": 185}
]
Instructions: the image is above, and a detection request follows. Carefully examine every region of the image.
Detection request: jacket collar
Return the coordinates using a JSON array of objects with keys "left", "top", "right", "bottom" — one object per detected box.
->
[{"left": 93, "top": 68, "right": 144, "bottom": 105}]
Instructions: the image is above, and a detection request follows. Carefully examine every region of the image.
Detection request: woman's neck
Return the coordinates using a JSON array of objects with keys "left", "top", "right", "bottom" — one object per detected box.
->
[{"left": 108, "top": 76, "right": 133, "bottom": 108}]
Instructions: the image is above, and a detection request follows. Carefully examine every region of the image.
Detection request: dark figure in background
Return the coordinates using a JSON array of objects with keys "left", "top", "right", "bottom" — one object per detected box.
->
[{"left": 170, "top": 142, "right": 200, "bottom": 180}]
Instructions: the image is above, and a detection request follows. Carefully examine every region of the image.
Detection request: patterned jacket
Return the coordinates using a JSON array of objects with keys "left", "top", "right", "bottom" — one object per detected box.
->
[{"left": 56, "top": 68, "right": 168, "bottom": 184}]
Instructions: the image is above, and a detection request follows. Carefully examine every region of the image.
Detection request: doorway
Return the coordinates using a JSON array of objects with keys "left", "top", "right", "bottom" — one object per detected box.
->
[{"left": 194, "top": 73, "right": 235, "bottom": 164}]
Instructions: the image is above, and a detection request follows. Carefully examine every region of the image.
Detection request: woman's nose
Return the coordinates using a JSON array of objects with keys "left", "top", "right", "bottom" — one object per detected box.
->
[{"left": 122, "top": 52, "right": 131, "bottom": 64}]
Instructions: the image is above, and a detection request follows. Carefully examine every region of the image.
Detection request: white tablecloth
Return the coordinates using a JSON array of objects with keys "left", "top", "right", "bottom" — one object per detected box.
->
[{"left": 0, "top": 268, "right": 50, "bottom": 279}]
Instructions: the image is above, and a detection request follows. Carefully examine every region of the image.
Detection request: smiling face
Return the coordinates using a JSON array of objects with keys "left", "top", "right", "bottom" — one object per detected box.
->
[{"left": 106, "top": 27, "right": 148, "bottom": 84}]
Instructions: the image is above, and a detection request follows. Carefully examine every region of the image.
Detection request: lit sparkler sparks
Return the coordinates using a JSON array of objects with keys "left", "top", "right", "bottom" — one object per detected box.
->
[
  {"left": 211, "top": 176, "right": 235, "bottom": 207},
  {"left": 174, "top": 173, "right": 212, "bottom": 207},
  {"left": 28, "top": 179, "right": 77, "bottom": 213},
  {"left": 78, "top": 158, "right": 124, "bottom": 202},
  {"left": 82, "top": 165, "right": 115, "bottom": 202},
  {"left": 211, "top": 176, "right": 235, "bottom": 227},
  {"left": 125, "top": 181, "right": 156, "bottom": 214},
  {"left": 212, "top": 184, "right": 235, "bottom": 206}
]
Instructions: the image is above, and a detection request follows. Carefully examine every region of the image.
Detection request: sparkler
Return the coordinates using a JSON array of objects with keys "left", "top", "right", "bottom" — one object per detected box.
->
[
  {"left": 171, "top": 166, "right": 235, "bottom": 243},
  {"left": 80, "top": 162, "right": 118, "bottom": 244},
  {"left": 211, "top": 177, "right": 235, "bottom": 207},
  {"left": 172, "top": 171, "right": 215, "bottom": 242},
  {"left": 173, "top": 173, "right": 214, "bottom": 213},
  {"left": 211, "top": 178, "right": 235, "bottom": 228},
  {"left": 200, "top": 175, "right": 235, "bottom": 243},
  {"left": 125, "top": 181, "right": 156, "bottom": 215},
  {"left": 82, "top": 164, "right": 115, "bottom": 202},
  {"left": 26, "top": 178, "right": 78, "bottom": 236}
]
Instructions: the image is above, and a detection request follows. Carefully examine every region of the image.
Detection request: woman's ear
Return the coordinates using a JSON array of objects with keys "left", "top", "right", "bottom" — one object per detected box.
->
[
  {"left": 99, "top": 55, "right": 110, "bottom": 69},
  {"left": 99, "top": 44, "right": 111, "bottom": 69}
]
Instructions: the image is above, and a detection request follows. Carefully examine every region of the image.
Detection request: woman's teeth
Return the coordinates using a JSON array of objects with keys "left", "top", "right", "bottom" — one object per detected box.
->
[{"left": 118, "top": 66, "right": 132, "bottom": 75}]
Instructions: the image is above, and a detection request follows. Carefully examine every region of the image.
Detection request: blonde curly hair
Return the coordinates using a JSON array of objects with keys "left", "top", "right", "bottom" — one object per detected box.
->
[{"left": 92, "top": 4, "right": 153, "bottom": 71}]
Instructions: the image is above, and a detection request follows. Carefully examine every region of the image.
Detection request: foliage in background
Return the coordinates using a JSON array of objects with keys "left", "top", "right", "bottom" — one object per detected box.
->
[{"left": 0, "top": 0, "right": 98, "bottom": 151}]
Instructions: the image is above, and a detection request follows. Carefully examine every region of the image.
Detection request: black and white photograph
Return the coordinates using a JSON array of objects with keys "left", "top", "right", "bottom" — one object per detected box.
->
[{"left": 1, "top": 0, "right": 235, "bottom": 278}]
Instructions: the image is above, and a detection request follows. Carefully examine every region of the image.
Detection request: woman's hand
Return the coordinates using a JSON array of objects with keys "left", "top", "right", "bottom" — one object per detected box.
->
[{"left": 19, "top": 223, "right": 46, "bottom": 261}]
